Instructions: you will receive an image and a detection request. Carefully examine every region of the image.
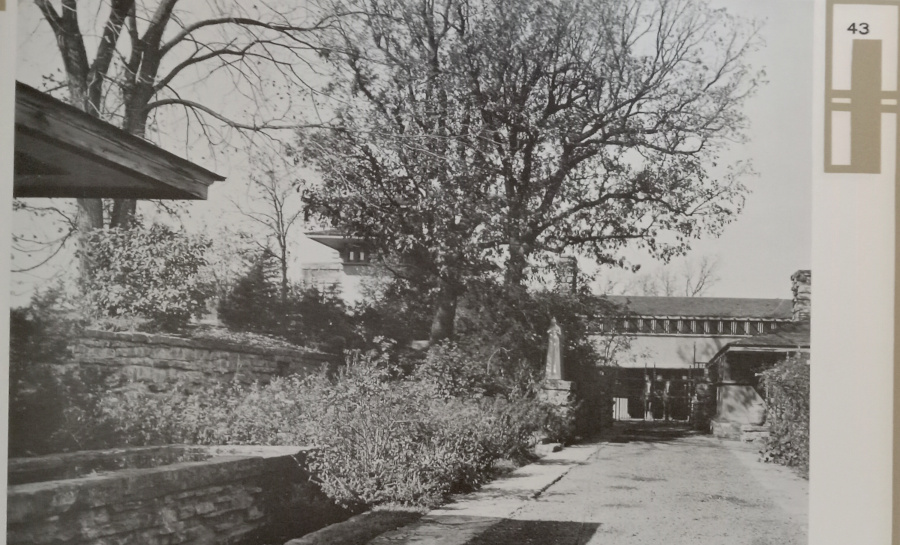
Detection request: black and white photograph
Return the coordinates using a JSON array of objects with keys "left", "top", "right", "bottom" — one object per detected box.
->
[{"left": 3, "top": 0, "right": 880, "bottom": 543}]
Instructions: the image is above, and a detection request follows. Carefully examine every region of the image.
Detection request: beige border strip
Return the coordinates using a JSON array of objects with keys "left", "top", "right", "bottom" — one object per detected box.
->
[
  {"left": 825, "top": 1, "right": 900, "bottom": 542},
  {"left": 0, "top": 0, "right": 6, "bottom": 11}
]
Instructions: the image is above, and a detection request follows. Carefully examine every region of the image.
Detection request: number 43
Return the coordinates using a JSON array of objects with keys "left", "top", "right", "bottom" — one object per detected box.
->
[{"left": 847, "top": 22, "right": 870, "bottom": 35}]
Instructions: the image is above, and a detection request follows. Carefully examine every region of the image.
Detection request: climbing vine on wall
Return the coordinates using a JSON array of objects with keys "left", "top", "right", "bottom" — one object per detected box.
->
[{"left": 759, "top": 354, "right": 810, "bottom": 477}]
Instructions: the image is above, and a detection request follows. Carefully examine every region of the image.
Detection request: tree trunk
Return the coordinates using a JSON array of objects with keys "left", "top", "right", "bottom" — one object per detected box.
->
[
  {"left": 429, "top": 281, "right": 460, "bottom": 343},
  {"left": 75, "top": 198, "right": 104, "bottom": 231},
  {"left": 110, "top": 199, "right": 137, "bottom": 228},
  {"left": 280, "top": 252, "right": 289, "bottom": 304},
  {"left": 75, "top": 198, "right": 104, "bottom": 280},
  {"left": 109, "top": 100, "right": 151, "bottom": 228},
  {"left": 504, "top": 239, "right": 529, "bottom": 288},
  {"left": 66, "top": 70, "right": 105, "bottom": 232}
]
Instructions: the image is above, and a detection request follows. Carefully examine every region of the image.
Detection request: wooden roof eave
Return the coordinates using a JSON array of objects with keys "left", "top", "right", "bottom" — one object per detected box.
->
[
  {"left": 14, "top": 82, "right": 224, "bottom": 200},
  {"left": 707, "top": 343, "right": 811, "bottom": 366}
]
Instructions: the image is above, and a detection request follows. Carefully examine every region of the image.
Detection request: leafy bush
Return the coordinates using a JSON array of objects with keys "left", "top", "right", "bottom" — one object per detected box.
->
[
  {"left": 218, "top": 254, "right": 360, "bottom": 352},
  {"left": 94, "top": 346, "right": 561, "bottom": 509},
  {"left": 99, "top": 377, "right": 310, "bottom": 447},
  {"left": 353, "top": 277, "right": 434, "bottom": 345},
  {"left": 285, "top": 286, "right": 361, "bottom": 351},
  {"left": 759, "top": 354, "right": 810, "bottom": 477},
  {"left": 453, "top": 282, "right": 614, "bottom": 434},
  {"left": 353, "top": 279, "right": 614, "bottom": 436},
  {"left": 298, "top": 348, "right": 555, "bottom": 508},
  {"left": 412, "top": 341, "right": 502, "bottom": 398},
  {"left": 9, "top": 286, "right": 119, "bottom": 456},
  {"left": 81, "top": 224, "right": 213, "bottom": 331}
]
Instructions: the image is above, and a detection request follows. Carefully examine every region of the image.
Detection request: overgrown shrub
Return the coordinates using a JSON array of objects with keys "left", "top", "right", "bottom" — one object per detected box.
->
[
  {"left": 81, "top": 224, "right": 213, "bottom": 332},
  {"left": 218, "top": 254, "right": 360, "bottom": 351},
  {"left": 296, "top": 348, "right": 557, "bottom": 508},
  {"left": 99, "top": 377, "right": 310, "bottom": 447},
  {"left": 413, "top": 341, "right": 504, "bottom": 398},
  {"left": 453, "top": 282, "right": 614, "bottom": 434},
  {"left": 93, "top": 346, "right": 561, "bottom": 509},
  {"left": 353, "top": 277, "right": 434, "bottom": 345},
  {"left": 353, "top": 279, "right": 614, "bottom": 436},
  {"left": 9, "top": 286, "right": 119, "bottom": 456},
  {"left": 759, "top": 354, "right": 810, "bottom": 477},
  {"left": 284, "top": 286, "right": 360, "bottom": 351}
]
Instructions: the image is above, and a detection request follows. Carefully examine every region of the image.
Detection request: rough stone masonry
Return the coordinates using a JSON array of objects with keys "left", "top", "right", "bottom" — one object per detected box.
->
[{"left": 66, "top": 329, "right": 338, "bottom": 390}]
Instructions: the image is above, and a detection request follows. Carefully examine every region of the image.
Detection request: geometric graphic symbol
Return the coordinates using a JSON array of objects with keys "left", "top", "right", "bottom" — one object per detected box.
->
[{"left": 825, "top": 0, "right": 899, "bottom": 177}]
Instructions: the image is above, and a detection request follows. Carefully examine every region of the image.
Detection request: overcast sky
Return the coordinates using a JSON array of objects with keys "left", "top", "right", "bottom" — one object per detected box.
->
[
  {"left": 598, "top": 0, "right": 814, "bottom": 299},
  {"left": 13, "top": 0, "right": 813, "bottom": 303},
  {"left": 699, "top": 0, "right": 813, "bottom": 299}
]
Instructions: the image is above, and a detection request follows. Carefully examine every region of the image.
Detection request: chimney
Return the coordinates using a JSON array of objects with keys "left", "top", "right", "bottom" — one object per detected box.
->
[
  {"left": 791, "top": 270, "right": 811, "bottom": 322},
  {"left": 557, "top": 256, "right": 578, "bottom": 293}
]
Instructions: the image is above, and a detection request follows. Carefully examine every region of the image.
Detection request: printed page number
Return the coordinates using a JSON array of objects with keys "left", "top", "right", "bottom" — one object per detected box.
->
[{"left": 847, "top": 22, "right": 870, "bottom": 35}]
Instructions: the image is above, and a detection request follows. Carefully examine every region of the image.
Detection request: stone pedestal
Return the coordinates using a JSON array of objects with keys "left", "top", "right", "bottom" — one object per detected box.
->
[
  {"left": 540, "top": 379, "right": 576, "bottom": 406},
  {"left": 711, "top": 419, "right": 771, "bottom": 442},
  {"left": 715, "top": 383, "right": 767, "bottom": 426},
  {"left": 539, "top": 379, "right": 577, "bottom": 440}
]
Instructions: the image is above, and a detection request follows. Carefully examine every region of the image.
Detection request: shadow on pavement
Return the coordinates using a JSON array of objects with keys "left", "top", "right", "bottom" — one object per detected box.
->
[
  {"left": 606, "top": 422, "right": 699, "bottom": 444},
  {"left": 465, "top": 519, "right": 600, "bottom": 545},
  {"left": 285, "top": 509, "right": 423, "bottom": 545}
]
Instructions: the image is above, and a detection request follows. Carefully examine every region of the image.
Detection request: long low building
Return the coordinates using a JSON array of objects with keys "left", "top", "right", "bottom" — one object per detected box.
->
[{"left": 591, "top": 274, "right": 806, "bottom": 422}]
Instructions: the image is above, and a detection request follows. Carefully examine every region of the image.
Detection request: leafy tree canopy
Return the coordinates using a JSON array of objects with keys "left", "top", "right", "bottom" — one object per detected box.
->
[{"left": 302, "top": 0, "right": 762, "bottom": 297}]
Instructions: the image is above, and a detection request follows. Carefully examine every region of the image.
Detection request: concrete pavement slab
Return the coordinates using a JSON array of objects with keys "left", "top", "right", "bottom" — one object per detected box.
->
[{"left": 364, "top": 443, "right": 604, "bottom": 545}]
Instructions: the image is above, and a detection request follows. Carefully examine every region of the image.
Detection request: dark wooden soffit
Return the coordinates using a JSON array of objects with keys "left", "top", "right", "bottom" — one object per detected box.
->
[
  {"left": 14, "top": 82, "right": 225, "bottom": 200},
  {"left": 305, "top": 231, "right": 358, "bottom": 252}
]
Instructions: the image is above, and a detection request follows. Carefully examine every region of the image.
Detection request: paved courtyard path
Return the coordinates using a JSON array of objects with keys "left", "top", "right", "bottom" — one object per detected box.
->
[{"left": 365, "top": 424, "right": 808, "bottom": 545}]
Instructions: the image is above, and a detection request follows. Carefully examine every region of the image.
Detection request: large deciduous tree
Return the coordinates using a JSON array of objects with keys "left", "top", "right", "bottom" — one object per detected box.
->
[
  {"left": 29, "top": 0, "right": 339, "bottom": 231},
  {"left": 301, "top": 0, "right": 762, "bottom": 341}
]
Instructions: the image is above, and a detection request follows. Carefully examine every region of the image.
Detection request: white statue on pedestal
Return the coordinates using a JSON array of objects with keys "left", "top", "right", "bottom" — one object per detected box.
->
[{"left": 545, "top": 317, "right": 564, "bottom": 380}]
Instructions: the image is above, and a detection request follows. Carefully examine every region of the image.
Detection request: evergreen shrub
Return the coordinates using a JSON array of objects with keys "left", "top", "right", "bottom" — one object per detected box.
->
[{"left": 218, "top": 253, "right": 360, "bottom": 352}]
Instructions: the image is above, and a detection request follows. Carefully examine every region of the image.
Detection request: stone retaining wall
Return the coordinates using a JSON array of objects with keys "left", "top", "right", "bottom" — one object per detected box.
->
[
  {"left": 6, "top": 446, "right": 349, "bottom": 545},
  {"left": 67, "top": 329, "right": 338, "bottom": 388}
]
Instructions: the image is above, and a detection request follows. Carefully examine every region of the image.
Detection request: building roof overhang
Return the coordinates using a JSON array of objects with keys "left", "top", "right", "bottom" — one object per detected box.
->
[
  {"left": 600, "top": 295, "right": 794, "bottom": 321},
  {"left": 707, "top": 321, "right": 811, "bottom": 364},
  {"left": 14, "top": 82, "right": 224, "bottom": 200},
  {"left": 305, "top": 229, "right": 364, "bottom": 252}
]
